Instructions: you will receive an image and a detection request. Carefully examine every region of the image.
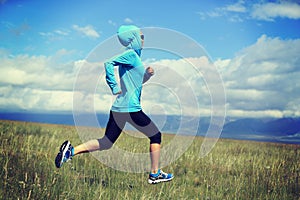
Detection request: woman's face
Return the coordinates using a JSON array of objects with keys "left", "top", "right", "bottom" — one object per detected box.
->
[{"left": 140, "top": 31, "right": 144, "bottom": 48}]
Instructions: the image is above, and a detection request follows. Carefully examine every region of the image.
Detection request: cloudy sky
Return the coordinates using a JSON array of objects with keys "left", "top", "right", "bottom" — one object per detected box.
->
[{"left": 0, "top": 0, "right": 300, "bottom": 119}]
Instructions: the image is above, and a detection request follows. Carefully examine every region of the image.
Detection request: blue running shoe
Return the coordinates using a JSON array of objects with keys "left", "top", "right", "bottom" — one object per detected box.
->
[
  {"left": 55, "top": 141, "right": 74, "bottom": 168},
  {"left": 148, "top": 169, "right": 174, "bottom": 184}
]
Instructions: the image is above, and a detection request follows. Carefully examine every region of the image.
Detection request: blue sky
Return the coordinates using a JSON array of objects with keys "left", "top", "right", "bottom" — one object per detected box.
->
[
  {"left": 0, "top": 0, "right": 300, "bottom": 118},
  {"left": 2, "top": 0, "right": 299, "bottom": 59}
]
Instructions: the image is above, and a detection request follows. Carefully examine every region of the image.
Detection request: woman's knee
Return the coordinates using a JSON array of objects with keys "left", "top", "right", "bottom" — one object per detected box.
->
[
  {"left": 149, "top": 132, "right": 161, "bottom": 144},
  {"left": 97, "top": 137, "right": 114, "bottom": 150}
]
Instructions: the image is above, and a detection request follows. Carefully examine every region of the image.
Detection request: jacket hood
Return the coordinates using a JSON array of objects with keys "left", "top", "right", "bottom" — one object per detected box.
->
[{"left": 117, "top": 25, "right": 142, "bottom": 56}]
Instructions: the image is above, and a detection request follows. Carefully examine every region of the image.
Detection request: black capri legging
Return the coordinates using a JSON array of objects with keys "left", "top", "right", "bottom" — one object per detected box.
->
[{"left": 98, "top": 110, "right": 161, "bottom": 150}]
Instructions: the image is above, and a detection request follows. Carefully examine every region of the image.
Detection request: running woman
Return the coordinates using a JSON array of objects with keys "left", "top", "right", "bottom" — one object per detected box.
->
[{"left": 55, "top": 25, "right": 173, "bottom": 184}]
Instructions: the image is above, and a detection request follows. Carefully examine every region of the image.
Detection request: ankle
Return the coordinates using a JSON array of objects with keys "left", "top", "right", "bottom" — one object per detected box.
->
[
  {"left": 151, "top": 169, "right": 159, "bottom": 174},
  {"left": 71, "top": 146, "right": 75, "bottom": 156}
]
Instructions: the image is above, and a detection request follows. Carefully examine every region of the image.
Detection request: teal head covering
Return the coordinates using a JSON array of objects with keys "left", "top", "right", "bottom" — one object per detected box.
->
[{"left": 117, "top": 25, "right": 142, "bottom": 56}]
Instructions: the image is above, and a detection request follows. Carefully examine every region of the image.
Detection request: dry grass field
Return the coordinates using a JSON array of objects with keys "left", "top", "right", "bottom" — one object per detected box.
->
[{"left": 0, "top": 120, "right": 299, "bottom": 199}]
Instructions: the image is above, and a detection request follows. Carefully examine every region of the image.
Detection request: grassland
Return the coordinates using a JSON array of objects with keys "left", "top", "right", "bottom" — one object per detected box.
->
[{"left": 0, "top": 120, "right": 299, "bottom": 199}]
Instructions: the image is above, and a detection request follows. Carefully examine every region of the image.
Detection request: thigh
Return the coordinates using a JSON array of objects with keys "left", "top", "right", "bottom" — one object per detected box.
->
[
  {"left": 129, "top": 110, "right": 160, "bottom": 138},
  {"left": 104, "top": 111, "right": 126, "bottom": 143}
]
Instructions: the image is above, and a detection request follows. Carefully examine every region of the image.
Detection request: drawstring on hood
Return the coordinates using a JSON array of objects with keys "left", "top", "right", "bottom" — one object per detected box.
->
[{"left": 117, "top": 25, "right": 142, "bottom": 56}]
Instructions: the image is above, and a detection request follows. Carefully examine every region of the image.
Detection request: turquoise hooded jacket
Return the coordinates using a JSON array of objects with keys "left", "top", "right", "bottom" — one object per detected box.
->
[{"left": 104, "top": 25, "right": 146, "bottom": 112}]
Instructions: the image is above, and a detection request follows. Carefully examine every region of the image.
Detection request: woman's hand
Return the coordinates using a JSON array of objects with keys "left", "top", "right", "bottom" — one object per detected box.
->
[
  {"left": 146, "top": 66, "right": 154, "bottom": 76},
  {"left": 115, "top": 90, "right": 122, "bottom": 95},
  {"left": 143, "top": 66, "right": 154, "bottom": 83}
]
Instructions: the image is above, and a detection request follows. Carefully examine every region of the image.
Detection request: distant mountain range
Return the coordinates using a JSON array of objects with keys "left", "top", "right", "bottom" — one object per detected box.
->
[
  {"left": 0, "top": 112, "right": 299, "bottom": 144},
  {"left": 222, "top": 117, "right": 300, "bottom": 135},
  {"left": 220, "top": 117, "right": 300, "bottom": 144},
  {"left": 159, "top": 116, "right": 300, "bottom": 144}
]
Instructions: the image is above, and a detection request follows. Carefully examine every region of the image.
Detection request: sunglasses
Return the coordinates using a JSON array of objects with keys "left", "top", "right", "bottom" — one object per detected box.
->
[{"left": 141, "top": 34, "right": 144, "bottom": 40}]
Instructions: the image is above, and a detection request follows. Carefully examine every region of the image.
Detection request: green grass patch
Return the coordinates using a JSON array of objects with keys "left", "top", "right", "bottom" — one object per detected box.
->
[{"left": 0, "top": 120, "right": 299, "bottom": 199}]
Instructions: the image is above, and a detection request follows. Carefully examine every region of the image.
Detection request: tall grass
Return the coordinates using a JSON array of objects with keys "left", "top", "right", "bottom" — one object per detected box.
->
[{"left": 0, "top": 120, "right": 299, "bottom": 199}]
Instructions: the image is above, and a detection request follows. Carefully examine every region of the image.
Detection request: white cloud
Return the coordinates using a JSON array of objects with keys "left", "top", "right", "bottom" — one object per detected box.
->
[
  {"left": 251, "top": 2, "right": 300, "bottom": 21},
  {"left": 1, "top": 34, "right": 299, "bottom": 118},
  {"left": 228, "top": 109, "right": 284, "bottom": 118},
  {"left": 108, "top": 20, "right": 117, "bottom": 26},
  {"left": 0, "top": 50, "right": 80, "bottom": 112},
  {"left": 54, "top": 29, "right": 69, "bottom": 36},
  {"left": 124, "top": 18, "right": 133, "bottom": 24},
  {"left": 39, "top": 29, "right": 70, "bottom": 42},
  {"left": 72, "top": 24, "right": 100, "bottom": 39},
  {"left": 198, "top": 1, "right": 246, "bottom": 21},
  {"left": 198, "top": 1, "right": 300, "bottom": 22},
  {"left": 3, "top": 88, "right": 74, "bottom": 112},
  {"left": 219, "top": 34, "right": 300, "bottom": 118},
  {"left": 141, "top": 56, "right": 224, "bottom": 116},
  {"left": 0, "top": 53, "right": 77, "bottom": 89},
  {"left": 224, "top": 0, "right": 246, "bottom": 13}
]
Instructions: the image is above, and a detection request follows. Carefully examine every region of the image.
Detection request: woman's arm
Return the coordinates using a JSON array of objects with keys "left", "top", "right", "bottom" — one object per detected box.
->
[
  {"left": 104, "top": 61, "right": 122, "bottom": 95},
  {"left": 104, "top": 50, "right": 136, "bottom": 95}
]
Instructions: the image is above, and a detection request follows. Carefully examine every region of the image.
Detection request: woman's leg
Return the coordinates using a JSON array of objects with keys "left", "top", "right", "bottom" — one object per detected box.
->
[
  {"left": 129, "top": 111, "right": 162, "bottom": 173},
  {"left": 74, "top": 111, "right": 125, "bottom": 156},
  {"left": 73, "top": 139, "right": 101, "bottom": 155},
  {"left": 150, "top": 143, "right": 160, "bottom": 174}
]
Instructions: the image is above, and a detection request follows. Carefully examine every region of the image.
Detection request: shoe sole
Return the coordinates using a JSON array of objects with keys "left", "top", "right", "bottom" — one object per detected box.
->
[
  {"left": 55, "top": 141, "right": 70, "bottom": 168},
  {"left": 148, "top": 176, "right": 174, "bottom": 184}
]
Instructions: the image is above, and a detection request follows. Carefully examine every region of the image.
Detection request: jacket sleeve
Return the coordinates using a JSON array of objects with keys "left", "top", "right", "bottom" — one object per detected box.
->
[
  {"left": 104, "top": 61, "right": 121, "bottom": 95},
  {"left": 104, "top": 50, "right": 135, "bottom": 95}
]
